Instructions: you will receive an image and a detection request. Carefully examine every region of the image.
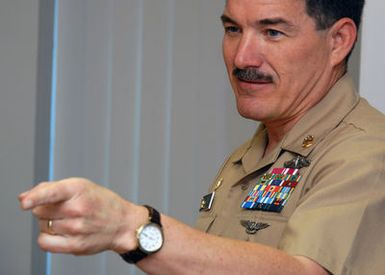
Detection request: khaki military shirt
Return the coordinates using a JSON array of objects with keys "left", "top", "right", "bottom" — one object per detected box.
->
[{"left": 196, "top": 75, "right": 385, "bottom": 275}]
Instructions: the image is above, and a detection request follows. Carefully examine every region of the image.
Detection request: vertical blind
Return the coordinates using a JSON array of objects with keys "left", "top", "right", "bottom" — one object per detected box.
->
[{"left": 49, "top": 0, "right": 255, "bottom": 274}]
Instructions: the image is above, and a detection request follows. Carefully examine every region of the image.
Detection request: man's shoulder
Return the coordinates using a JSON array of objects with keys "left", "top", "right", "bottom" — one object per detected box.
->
[
  {"left": 344, "top": 97, "right": 385, "bottom": 137},
  {"left": 314, "top": 98, "right": 385, "bottom": 166}
]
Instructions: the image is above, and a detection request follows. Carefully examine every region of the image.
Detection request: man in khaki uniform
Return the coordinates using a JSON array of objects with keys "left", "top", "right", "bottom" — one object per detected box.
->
[
  {"left": 19, "top": 0, "right": 385, "bottom": 274},
  {"left": 197, "top": 74, "right": 385, "bottom": 274}
]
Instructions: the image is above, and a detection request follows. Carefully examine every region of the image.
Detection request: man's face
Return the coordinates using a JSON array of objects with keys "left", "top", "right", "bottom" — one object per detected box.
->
[{"left": 222, "top": 0, "right": 333, "bottom": 124}]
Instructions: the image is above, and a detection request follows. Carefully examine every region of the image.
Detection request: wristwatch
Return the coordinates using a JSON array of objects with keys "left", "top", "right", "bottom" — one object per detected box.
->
[{"left": 120, "top": 205, "right": 164, "bottom": 264}]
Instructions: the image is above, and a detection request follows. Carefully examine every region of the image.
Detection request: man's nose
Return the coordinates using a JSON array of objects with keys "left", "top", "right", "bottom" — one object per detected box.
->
[{"left": 234, "top": 34, "right": 264, "bottom": 69}]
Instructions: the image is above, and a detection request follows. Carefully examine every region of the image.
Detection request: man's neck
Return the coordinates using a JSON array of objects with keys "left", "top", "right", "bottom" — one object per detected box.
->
[{"left": 263, "top": 117, "right": 301, "bottom": 157}]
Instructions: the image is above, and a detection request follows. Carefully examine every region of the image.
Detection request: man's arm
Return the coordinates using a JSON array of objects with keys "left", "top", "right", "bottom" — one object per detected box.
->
[
  {"left": 139, "top": 214, "right": 327, "bottom": 275},
  {"left": 19, "top": 178, "right": 327, "bottom": 275}
]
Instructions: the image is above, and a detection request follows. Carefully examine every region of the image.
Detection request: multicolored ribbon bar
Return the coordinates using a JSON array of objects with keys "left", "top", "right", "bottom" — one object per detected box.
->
[{"left": 241, "top": 168, "right": 301, "bottom": 213}]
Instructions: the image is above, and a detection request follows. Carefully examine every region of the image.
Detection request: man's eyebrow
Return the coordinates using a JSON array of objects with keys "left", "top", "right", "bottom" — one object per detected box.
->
[
  {"left": 220, "top": 15, "right": 296, "bottom": 29},
  {"left": 258, "top": 18, "right": 295, "bottom": 28},
  {"left": 220, "top": 14, "right": 237, "bottom": 25}
]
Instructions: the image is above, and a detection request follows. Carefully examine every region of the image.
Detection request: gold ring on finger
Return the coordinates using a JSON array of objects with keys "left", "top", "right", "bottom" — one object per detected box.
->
[{"left": 47, "top": 219, "right": 55, "bottom": 235}]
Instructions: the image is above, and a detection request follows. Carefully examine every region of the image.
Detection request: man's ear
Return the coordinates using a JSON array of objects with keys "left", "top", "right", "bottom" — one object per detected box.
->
[{"left": 328, "top": 18, "right": 357, "bottom": 67}]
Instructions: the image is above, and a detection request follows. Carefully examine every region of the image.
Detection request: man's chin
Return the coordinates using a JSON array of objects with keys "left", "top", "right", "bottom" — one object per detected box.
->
[{"left": 236, "top": 106, "right": 266, "bottom": 122}]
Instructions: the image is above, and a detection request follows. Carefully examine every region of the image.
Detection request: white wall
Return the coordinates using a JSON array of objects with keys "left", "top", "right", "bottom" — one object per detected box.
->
[
  {"left": 359, "top": 1, "right": 385, "bottom": 113},
  {"left": 0, "top": 0, "right": 39, "bottom": 274}
]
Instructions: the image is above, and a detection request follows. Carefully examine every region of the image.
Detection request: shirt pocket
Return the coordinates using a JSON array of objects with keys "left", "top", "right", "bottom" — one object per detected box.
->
[{"left": 236, "top": 212, "right": 289, "bottom": 247}]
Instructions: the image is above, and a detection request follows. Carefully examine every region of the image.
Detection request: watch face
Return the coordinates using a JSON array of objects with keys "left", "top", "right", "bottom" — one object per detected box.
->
[{"left": 138, "top": 223, "right": 164, "bottom": 253}]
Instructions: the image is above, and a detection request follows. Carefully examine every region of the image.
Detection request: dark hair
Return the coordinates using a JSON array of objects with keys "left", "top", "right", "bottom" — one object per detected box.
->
[{"left": 305, "top": 0, "right": 365, "bottom": 30}]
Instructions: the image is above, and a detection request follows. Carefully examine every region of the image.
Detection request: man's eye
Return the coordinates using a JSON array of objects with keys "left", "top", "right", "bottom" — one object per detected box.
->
[
  {"left": 266, "top": 29, "right": 284, "bottom": 38},
  {"left": 224, "top": 26, "right": 241, "bottom": 34}
]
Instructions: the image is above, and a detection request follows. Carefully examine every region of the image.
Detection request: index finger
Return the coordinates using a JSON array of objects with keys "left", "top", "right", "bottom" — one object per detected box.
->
[{"left": 19, "top": 180, "right": 74, "bottom": 210}]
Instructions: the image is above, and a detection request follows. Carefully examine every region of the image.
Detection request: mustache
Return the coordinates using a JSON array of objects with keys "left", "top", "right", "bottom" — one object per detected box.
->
[{"left": 233, "top": 68, "right": 273, "bottom": 83}]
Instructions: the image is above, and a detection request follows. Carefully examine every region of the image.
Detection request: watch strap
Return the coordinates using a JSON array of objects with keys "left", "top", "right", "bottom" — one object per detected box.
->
[
  {"left": 120, "top": 248, "right": 147, "bottom": 264},
  {"left": 120, "top": 205, "right": 162, "bottom": 264},
  {"left": 144, "top": 204, "right": 161, "bottom": 226}
]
